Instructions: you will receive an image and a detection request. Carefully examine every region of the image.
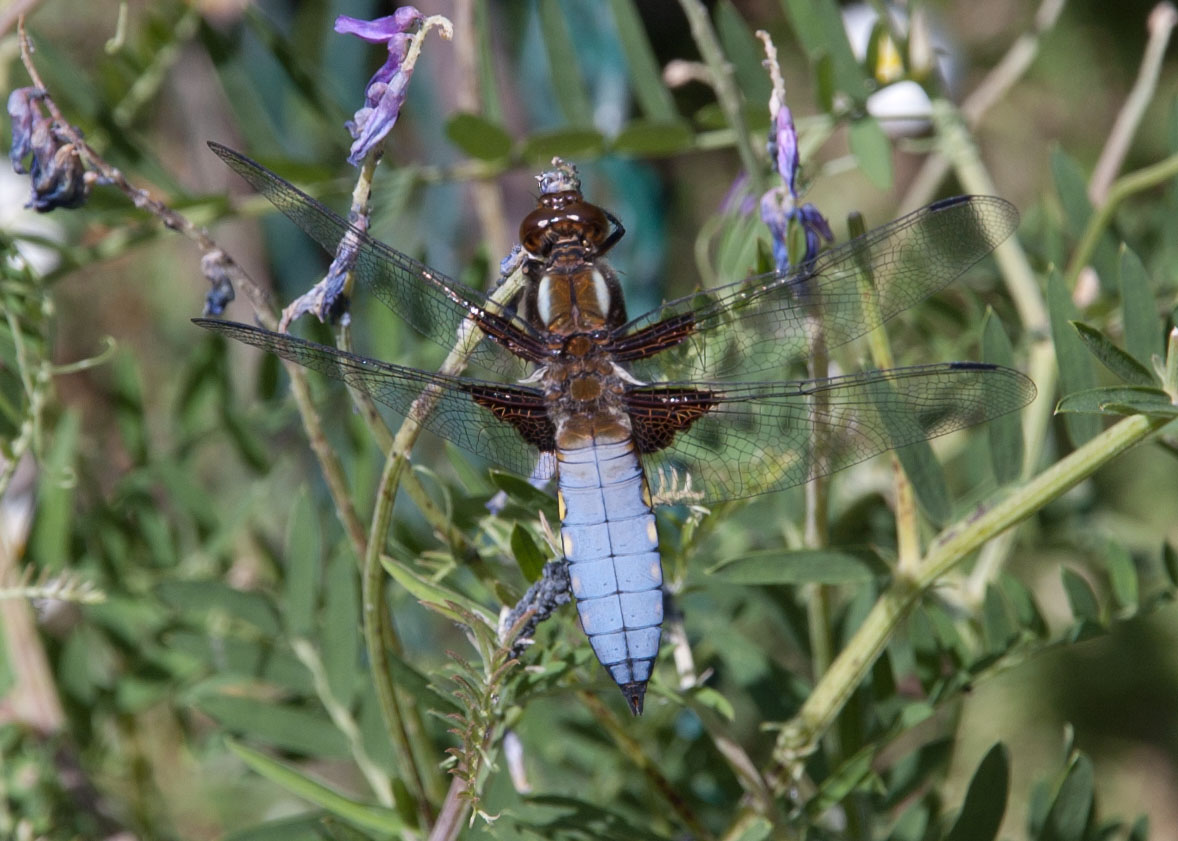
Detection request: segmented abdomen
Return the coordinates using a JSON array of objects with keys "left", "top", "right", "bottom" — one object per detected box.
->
[{"left": 557, "top": 437, "right": 663, "bottom": 714}]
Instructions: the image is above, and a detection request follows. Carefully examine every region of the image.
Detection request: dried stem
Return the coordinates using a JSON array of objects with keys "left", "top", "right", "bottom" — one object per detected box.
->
[
  {"left": 17, "top": 18, "right": 371, "bottom": 558},
  {"left": 768, "top": 411, "right": 1170, "bottom": 790},
  {"left": 1089, "top": 2, "right": 1178, "bottom": 204},
  {"left": 897, "top": 0, "right": 1068, "bottom": 215}
]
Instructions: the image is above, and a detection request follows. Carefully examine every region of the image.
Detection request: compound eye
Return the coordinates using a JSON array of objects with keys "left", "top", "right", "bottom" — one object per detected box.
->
[
  {"left": 519, "top": 207, "right": 553, "bottom": 255},
  {"left": 576, "top": 204, "right": 609, "bottom": 246}
]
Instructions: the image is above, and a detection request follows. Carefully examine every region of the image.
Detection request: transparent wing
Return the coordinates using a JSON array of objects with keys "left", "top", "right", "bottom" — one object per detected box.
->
[
  {"left": 193, "top": 318, "right": 553, "bottom": 478},
  {"left": 617, "top": 196, "right": 1019, "bottom": 382},
  {"left": 634, "top": 363, "right": 1036, "bottom": 505},
  {"left": 209, "top": 143, "right": 537, "bottom": 379}
]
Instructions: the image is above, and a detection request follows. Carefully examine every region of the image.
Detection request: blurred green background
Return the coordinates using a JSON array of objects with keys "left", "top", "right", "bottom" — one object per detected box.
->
[{"left": 3, "top": 1, "right": 1178, "bottom": 839}]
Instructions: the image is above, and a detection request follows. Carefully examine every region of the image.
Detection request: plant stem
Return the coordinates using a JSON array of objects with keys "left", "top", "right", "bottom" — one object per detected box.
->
[
  {"left": 361, "top": 268, "right": 526, "bottom": 830},
  {"left": 292, "top": 639, "right": 394, "bottom": 807},
  {"left": 677, "top": 0, "right": 763, "bottom": 190},
  {"left": 1065, "top": 151, "right": 1178, "bottom": 286},
  {"left": 768, "top": 410, "right": 1170, "bottom": 788}
]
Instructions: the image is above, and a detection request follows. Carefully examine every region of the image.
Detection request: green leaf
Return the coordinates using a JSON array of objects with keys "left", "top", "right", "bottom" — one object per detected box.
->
[
  {"left": 1127, "top": 815, "right": 1150, "bottom": 841},
  {"left": 1042, "top": 754, "right": 1094, "bottom": 841},
  {"left": 1047, "top": 270, "right": 1101, "bottom": 445},
  {"left": 510, "top": 524, "right": 548, "bottom": 583},
  {"left": 982, "top": 310, "right": 1025, "bottom": 482},
  {"left": 222, "top": 407, "right": 273, "bottom": 473},
  {"left": 889, "top": 802, "right": 931, "bottom": 841},
  {"left": 780, "top": 0, "right": 869, "bottom": 104},
  {"left": 176, "top": 335, "right": 227, "bottom": 424},
  {"left": 1071, "top": 321, "right": 1156, "bottom": 385},
  {"left": 704, "top": 548, "right": 878, "bottom": 584},
  {"left": 166, "top": 631, "right": 314, "bottom": 694},
  {"left": 715, "top": 0, "right": 772, "bottom": 108},
  {"left": 1060, "top": 567, "right": 1100, "bottom": 622},
  {"left": 883, "top": 737, "right": 949, "bottom": 807},
  {"left": 284, "top": 491, "right": 319, "bottom": 637},
  {"left": 808, "top": 744, "right": 877, "bottom": 814},
  {"left": 1119, "top": 246, "right": 1161, "bottom": 368},
  {"left": 220, "top": 813, "right": 335, "bottom": 841},
  {"left": 113, "top": 353, "right": 148, "bottom": 464},
  {"left": 1051, "top": 150, "right": 1093, "bottom": 239},
  {"left": 945, "top": 743, "right": 1009, "bottom": 841},
  {"left": 848, "top": 116, "right": 893, "bottom": 189},
  {"left": 869, "top": 373, "right": 951, "bottom": 525},
  {"left": 1163, "top": 542, "right": 1178, "bottom": 588},
  {"left": 607, "top": 0, "right": 677, "bottom": 121},
  {"left": 727, "top": 817, "right": 773, "bottom": 841},
  {"left": 1055, "top": 385, "right": 1178, "bottom": 416},
  {"left": 813, "top": 52, "right": 836, "bottom": 113},
  {"left": 445, "top": 112, "right": 512, "bottom": 161},
  {"left": 383, "top": 556, "right": 498, "bottom": 628},
  {"left": 30, "top": 409, "right": 80, "bottom": 572},
  {"left": 538, "top": 0, "right": 592, "bottom": 125},
  {"left": 323, "top": 549, "right": 360, "bottom": 709},
  {"left": 488, "top": 470, "right": 556, "bottom": 512},
  {"left": 612, "top": 119, "right": 694, "bottom": 156},
  {"left": 999, "top": 573, "right": 1048, "bottom": 637},
  {"left": 1105, "top": 542, "right": 1139, "bottom": 610},
  {"left": 980, "top": 586, "right": 1015, "bottom": 657},
  {"left": 894, "top": 436, "right": 952, "bottom": 526},
  {"left": 1052, "top": 150, "right": 1118, "bottom": 289},
  {"left": 380, "top": 650, "right": 459, "bottom": 714},
  {"left": 520, "top": 128, "right": 607, "bottom": 164},
  {"left": 922, "top": 601, "right": 969, "bottom": 667},
  {"left": 195, "top": 695, "right": 350, "bottom": 757},
  {"left": 226, "top": 740, "right": 404, "bottom": 834},
  {"left": 688, "top": 685, "right": 736, "bottom": 721},
  {"left": 156, "top": 581, "right": 281, "bottom": 637}
]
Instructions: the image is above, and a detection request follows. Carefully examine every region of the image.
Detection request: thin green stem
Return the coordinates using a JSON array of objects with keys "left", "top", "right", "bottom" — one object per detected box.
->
[
  {"left": 768, "top": 410, "right": 1170, "bottom": 788},
  {"left": 362, "top": 267, "right": 526, "bottom": 831},
  {"left": 848, "top": 210, "right": 923, "bottom": 573},
  {"left": 928, "top": 96, "right": 1058, "bottom": 604},
  {"left": 677, "top": 0, "right": 763, "bottom": 189},
  {"left": 291, "top": 639, "right": 394, "bottom": 807},
  {"left": 1088, "top": 3, "right": 1178, "bottom": 203},
  {"left": 898, "top": 0, "right": 1067, "bottom": 215},
  {"left": 1064, "top": 151, "right": 1178, "bottom": 287},
  {"left": 361, "top": 450, "right": 432, "bottom": 824}
]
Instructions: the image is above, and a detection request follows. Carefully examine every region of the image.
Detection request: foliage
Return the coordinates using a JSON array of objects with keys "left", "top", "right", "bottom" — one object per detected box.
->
[{"left": 3, "top": 1, "right": 1178, "bottom": 840}]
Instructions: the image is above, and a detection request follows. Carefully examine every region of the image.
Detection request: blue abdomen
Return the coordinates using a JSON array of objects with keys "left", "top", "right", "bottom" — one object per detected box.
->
[{"left": 557, "top": 438, "right": 663, "bottom": 715}]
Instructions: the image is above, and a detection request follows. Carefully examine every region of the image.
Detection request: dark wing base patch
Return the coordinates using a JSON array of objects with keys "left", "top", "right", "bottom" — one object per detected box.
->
[
  {"left": 465, "top": 384, "right": 557, "bottom": 452},
  {"left": 626, "top": 386, "right": 716, "bottom": 453}
]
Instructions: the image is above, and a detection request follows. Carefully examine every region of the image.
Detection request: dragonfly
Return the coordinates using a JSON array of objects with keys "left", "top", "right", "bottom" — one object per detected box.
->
[{"left": 195, "top": 143, "right": 1036, "bottom": 715}]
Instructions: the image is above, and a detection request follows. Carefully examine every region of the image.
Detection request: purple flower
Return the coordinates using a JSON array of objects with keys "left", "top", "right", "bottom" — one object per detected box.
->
[
  {"left": 767, "top": 103, "right": 800, "bottom": 196},
  {"left": 335, "top": 8, "right": 424, "bottom": 166},
  {"left": 760, "top": 99, "right": 831, "bottom": 272},
  {"left": 8, "top": 87, "right": 90, "bottom": 212}
]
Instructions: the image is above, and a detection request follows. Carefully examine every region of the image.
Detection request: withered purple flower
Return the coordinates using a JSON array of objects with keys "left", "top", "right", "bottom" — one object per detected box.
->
[
  {"left": 759, "top": 99, "right": 831, "bottom": 272},
  {"left": 335, "top": 8, "right": 424, "bottom": 166},
  {"left": 8, "top": 87, "right": 91, "bottom": 212},
  {"left": 278, "top": 231, "right": 361, "bottom": 331},
  {"left": 200, "top": 249, "right": 237, "bottom": 317}
]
